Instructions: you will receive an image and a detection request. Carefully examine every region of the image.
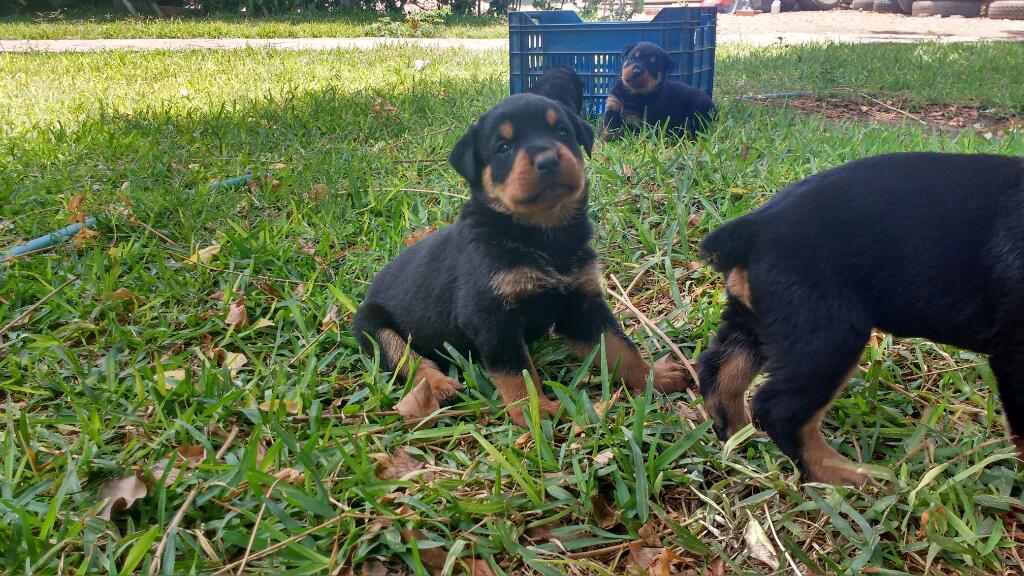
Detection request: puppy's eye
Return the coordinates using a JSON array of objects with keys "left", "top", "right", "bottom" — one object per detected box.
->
[
  {"left": 556, "top": 127, "right": 569, "bottom": 138},
  {"left": 496, "top": 142, "right": 512, "bottom": 155}
]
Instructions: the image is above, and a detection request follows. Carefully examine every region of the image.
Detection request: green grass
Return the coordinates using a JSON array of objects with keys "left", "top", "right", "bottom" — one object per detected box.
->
[
  {"left": 2, "top": 42, "right": 1024, "bottom": 575},
  {"left": 0, "top": 7, "right": 508, "bottom": 40}
]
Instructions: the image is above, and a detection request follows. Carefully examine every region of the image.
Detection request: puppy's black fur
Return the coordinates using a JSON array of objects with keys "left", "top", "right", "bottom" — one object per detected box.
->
[
  {"left": 602, "top": 42, "right": 716, "bottom": 140},
  {"left": 528, "top": 65, "right": 585, "bottom": 115},
  {"left": 353, "top": 93, "right": 688, "bottom": 426},
  {"left": 697, "top": 152, "right": 1024, "bottom": 486}
]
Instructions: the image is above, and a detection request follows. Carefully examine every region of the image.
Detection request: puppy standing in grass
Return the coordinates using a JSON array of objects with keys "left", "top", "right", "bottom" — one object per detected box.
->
[
  {"left": 353, "top": 93, "right": 689, "bottom": 426},
  {"left": 602, "top": 42, "right": 716, "bottom": 141},
  {"left": 698, "top": 152, "right": 1024, "bottom": 486}
]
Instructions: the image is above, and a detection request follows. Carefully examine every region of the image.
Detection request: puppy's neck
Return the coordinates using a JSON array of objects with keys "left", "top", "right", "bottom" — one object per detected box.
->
[{"left": 460, "top": 190, "right": 594, "bottom": 254}]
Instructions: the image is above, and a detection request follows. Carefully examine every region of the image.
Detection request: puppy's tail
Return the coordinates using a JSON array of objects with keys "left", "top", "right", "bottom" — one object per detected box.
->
[{"left": 699, "top": 216, "right": 759, "bottom": 273}]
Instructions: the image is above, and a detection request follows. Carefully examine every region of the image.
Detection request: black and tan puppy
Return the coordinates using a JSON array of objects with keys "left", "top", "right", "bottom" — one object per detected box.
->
[
  {"left": 353, "top": 93, "right": 688, "bottom": 426},
  {"left": 528, "top": 65, "right": 585, "bottom": 116},
  {"left": 697, "top": 152, "right": 1024, "bottom": 486},
  {"left": 602, "top": 42, "right": 716, "bottom": 141}
]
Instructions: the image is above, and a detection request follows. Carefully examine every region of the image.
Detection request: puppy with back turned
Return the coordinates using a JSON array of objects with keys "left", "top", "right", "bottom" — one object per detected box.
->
[
  {"left": 353, "top": 93, "right": 689, "bottom": 426},
  {"left": 602, "top": 42, "right": 716, "bottom": 141},
  {"left": 528, "top": 65, "right": 585, "bottom": 116},
  {"left": 698, "top": 152, "right": 1024, "bottom": 486}
]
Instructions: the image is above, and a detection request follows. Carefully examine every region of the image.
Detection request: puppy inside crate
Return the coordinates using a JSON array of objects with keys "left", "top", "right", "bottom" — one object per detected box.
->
[
  {"left": 353, "top": 93, "right": 690, "bottom": 427},
  {"left": 602, "top": 41, "right": 717, "bottom": 141},
  {"left": 698, "top": 152, "right": 1024, "bottom": 486}
]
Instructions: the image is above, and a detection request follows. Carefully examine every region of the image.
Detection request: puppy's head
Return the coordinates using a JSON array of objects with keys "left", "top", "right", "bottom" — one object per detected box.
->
[
  {"left": 619, "top": 42, "right": 674, "bottom": 95},
  {"left": 449, "top": 93, "right": 595, "bottom": 229}
]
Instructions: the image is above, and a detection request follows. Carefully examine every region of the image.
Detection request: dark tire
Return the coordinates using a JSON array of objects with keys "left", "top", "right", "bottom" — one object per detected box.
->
[
  {"left": 872, "top": 0, "right": 902, "bottom": 11},
  {"left": 895, "top": 0, "right": 913, "bottom": 12},
  {"left": 850, "top": 0, "right": 874, "bottom": 8},
  {"left": 987, "top": 0, "right": 1024, "bottom": 18},
  {"left": 911, "top": 0, "right": 982, "bottom": 15},
  {"left": 797, "top": 0, "right": 841, "bottom": 9}
]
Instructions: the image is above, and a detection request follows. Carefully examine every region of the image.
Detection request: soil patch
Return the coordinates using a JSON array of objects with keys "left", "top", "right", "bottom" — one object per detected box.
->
[{"left": 757, "top": 95, "right": 1024, "bottom": 135}]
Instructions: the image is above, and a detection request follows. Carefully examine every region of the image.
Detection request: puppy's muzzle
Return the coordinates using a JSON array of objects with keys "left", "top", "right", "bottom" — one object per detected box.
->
[{"left": 533, "top": 150, "right": 561, "bottom": 175}]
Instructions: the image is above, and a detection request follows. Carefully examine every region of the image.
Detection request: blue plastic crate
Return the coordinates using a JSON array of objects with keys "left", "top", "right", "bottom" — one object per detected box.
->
[{"left": 509, "top": 7, "right": 716, "bottom": 117}]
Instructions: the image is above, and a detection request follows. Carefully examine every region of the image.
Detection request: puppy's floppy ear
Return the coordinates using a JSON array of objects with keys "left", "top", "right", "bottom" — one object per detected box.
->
[
  {"left": 659, "top": 51, "right": 677, "bottom": 74},
  {"left": 560, "top": 102, "right": 595, "bottom": 157},
  {"left": 449, "top": 123, "right": 479, "bottom": 184},
  {"left": 620, "top": 43, "right": 636, "bottom": 60}
]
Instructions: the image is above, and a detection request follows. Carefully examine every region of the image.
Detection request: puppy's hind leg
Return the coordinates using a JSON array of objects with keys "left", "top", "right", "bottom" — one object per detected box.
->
[
  {"left": 989, "top": 342, "right": 1024, "bottom": 458},
  {"left": 352, "top": 303, "right": 460, "bottom": 401},
  {"left": 698, "top": 297, "right": 765, "bottom": 440},
  {"left": 750, "top": 296, "right": 871, "bottom": 486}
]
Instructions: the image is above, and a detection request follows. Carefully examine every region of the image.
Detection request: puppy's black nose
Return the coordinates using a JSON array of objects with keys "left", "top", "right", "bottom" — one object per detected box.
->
[{"left": 533, "top": 151, "right": 560, "bottom": 174}]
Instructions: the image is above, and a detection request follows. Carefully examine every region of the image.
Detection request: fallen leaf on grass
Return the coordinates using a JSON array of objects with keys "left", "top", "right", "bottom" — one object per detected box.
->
[
  {"left": 178, "top": 445, "right": 206, "bottom": 467},
  {"left": 373, "top": 447, "right": 431, "bottom": 481},
  {"left": 401, "top": 530, "right": 446, "bottom": 575},
  {"left": 298, "top": 238, "right": 318, "bottom": 255},
  {"left": 359, "top": 560, "right": 389, "bottom": 576},
  {"left": 208, "top": 289, "right": 225, "bottom": 300},
  {"left": 622, "top": 164, "right": 635, "bottom": 180},
  {"left": 100, "top": 288, "right": 134, "bottom": 302},
  {"left": 404, "top": 226, "right": 436, "bottom": 246},
  {"left": 97, "top": 476, "right": 147, "bottom": 520},
  {"left": 743, "top": 513, "right": 779, "bottom": 570},
  {"left": 395, "top": 378, "right": 439, "bottom": 424},
  {"left": 709, "top": 556, "right": 725, "bottom": 576},
  {"left": 260, "top": 399, "right": 300, "bottom": 414},
  {"left": 626, "top": 542, "right": 662, "bottom": 574},
  {"left": 514, "top": 432, "right": 533, "bottom": 450},
  {"left": 162, "top": 369, "right": 188, "bottom": 388},
  {"left": 310, "top": 183, "right": 329, "bottom": 200},
  {"left": 152, "top": 458, "right": 183, "bottom": 486},
  {"left": 225, "top": 298, "right": 248, "bottom": 329},
  {"left": 256, "top": 281, "right": 282, "bottom": 299},
  {"left": 269, "top": 162, "right": 287, "bottom": 170},
  {"left": 72, "top": 226, "right": 99, "bottom": 248},
  {"left": 594, "top": 450, "right": 615, "bottom": 466},
  {"left": 686, "top": 212, "right": 702, "bottom": 228},
  {"left": 471, "top": 559, "right": 496, "bottom": 576},
  {"left": 186, "top": 243, "right": 220, "bottom": 265},
  {"left": 67, "top": 193, "right": 85, "bottom": 213},
  {"left": 252, "top": 317, "right": 275, "bottom": 329},
  {"left": 219, "top": 350, "right": 248, "bottom": 375},
  {"left": 638, "top": 521, "right": 662, "bottom": 546},
  {"left": 320, "top": 304, "right": 340, "bottom": 333},
  {"left": 592, "top": 493, "right": 619, "bottom": 530},
  {"left": 275, "top": 467, "right": 305, "bottom": 484}
]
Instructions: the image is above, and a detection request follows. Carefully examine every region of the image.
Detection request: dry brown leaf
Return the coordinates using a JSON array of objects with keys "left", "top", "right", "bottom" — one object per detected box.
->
[
  {"left": 293, "top": 284, "right": 305, "bottom": 300},
  {"left": 269, "top": 162, "right": 287, "bottom": 170},
  {"left": 686, "top": 212, "right": 702, "bottom": 228},
  {"left": 359, "top": 561, "right": 389, "bottom": 576},
  {"left": 404, "top": 226, "right": 436, "bottom": 246},
  {"left": 209, "top": 289, "right": 225, "bottom": 300},
  {"left": 220, "top": 350, "right": 248, "bottom": 375},
  {"left": 374, "top": 98, "right": 398, "bottom": 115},
  {"left": 514, "top": 432, "right": 533, "bottom": 450},
  {"left": 594, "top": 388, "right": 623, "bottom": 418},
  {"left": 225, "top": 298, "right": 248, "bottom": 329},
  {"left": 638, "top": 521, "right": 662, "bottom": 546},
  {"left": 321, "top": 304, "right": 340, "bottom": 333},
  {"left": 67, "top": 193, "right": 86, "bottom": 213},
  {"left": 179, "top": 445, "right": 206, "bottom": 467},
  {"left": 274, "top": 467, "right": 305, "bottom": 484},
  {"left": 594, "top": 449, "right": 615, "bottom": 466},
  {"left": 97, "top": 475, "right": 147, "bottom": 520},
  {"left": 649, "top": 547, "right": 685, "bottom": 576},
  {"left": 257, "top": 281, "right": 283, "bottom": 299},
  {"left": 592, "top": 493, "right": 619, "bottom": 530},
  {"left": 101, "top": 288, "right": 134, "bottom": 302},
  {"left": 260, "top": 399, "right": 300, "bottom": 414},
  {"left": 162, "top": 369, "right": 188, "bottom": 388},
  {"left": 152, "top": 458, "right": 182, "bottom": 486},
  {"left": 676, "top": 402, "right": 699, "bottom": 421},
  {"left": 72, "top": 226, "right": 99, "bottom": 248},
  {"left": 373, "top": 447, "right": 429, "bottom": 481},
  {"left": 252, "top": 317, "right": 275, "bottom": 330},
  {"left": 401, "top": 530, "right": 446, "bottom": 575},
  {"left": 186, "top": 243, "right": 220, "bottom": 265},
  {"left": 622, "top": 164, "right": 634, "bottom": 180},
  {"left": 311, "top": 183, "right": 329, "bottom": 199},
  {"left": 395, "top": 378, "right": 439, "bottom": 425},
  {"left": 743, "top": 514, "right": 779, "bottom": 570},
  {"left": 471, "top": 559, "right": 496, "bottom": 576},
  {"left": 626, "top": 542, "right": 662, "bottom": 574},
  {"left": 709, "top": 556, "right": 726, "bottom": 576}
]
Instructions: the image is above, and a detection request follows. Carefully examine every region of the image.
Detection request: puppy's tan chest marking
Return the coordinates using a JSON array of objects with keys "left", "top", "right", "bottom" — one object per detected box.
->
[
  {"left": 725, "top": 267, "right": 753, "bottom": 309},
  {"left": 491, "top": 261, "right": 602, "bottom": 305}
]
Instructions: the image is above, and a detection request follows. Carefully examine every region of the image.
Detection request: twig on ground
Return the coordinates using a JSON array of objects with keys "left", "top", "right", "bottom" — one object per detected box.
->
[
  {"left": 764, "top": 503, "right": 804, "bottom": 576},
  {"left": 0, "top": 276, "right": 77, "bottom": 337},
  {"left": 236, "top": 478, "right": 283, "bottom": 576},
  {"left": 856, "top": 91, "right": 928, "bottom": 126}
]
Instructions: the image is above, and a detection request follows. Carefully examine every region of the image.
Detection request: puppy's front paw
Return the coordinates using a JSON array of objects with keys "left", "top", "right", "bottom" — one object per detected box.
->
[
  {"left": 428, "top": 374, "right": 462, "bottom": 402},
  {"left": 509, "top": 398, "right": 562, "bottom": 427},
  {"left": 652, "top": 357, "right": 690, "bottom": 393}
]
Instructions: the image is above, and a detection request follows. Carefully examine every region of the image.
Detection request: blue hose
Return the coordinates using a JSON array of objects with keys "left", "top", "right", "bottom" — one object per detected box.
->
[
  {"left": 2, "top": 173, "right": 253, "bottom": 263},
  {"left": 2, "top": 217, "right": 97, "bottom": 262}
]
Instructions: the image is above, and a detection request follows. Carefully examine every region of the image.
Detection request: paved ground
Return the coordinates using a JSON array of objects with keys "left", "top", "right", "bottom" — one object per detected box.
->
[{"left": 2, "top": 11, "right": 1023, "bottom": 52}]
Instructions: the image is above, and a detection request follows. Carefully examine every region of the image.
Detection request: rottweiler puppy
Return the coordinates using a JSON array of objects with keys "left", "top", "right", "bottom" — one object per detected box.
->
[
  {"left": 697, "top": 152, "right": 1024, "bottom": 486},
  {"left": 528, "top": 65, "right": 585, "bottom": 116},
  {"left": 353, "top": 93, "right": 689, "bottom": 426},
  {"left": 602, "top": 42, "right": 716, "bottom": 141}
]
